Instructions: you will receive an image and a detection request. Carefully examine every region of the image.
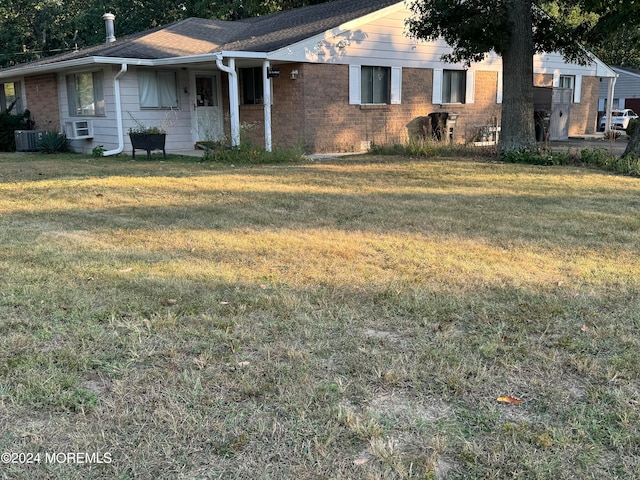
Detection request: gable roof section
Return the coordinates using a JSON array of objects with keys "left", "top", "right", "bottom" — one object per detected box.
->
[
  {"left": 612, "top": 66, "right": 640, "bottom": 79},
  {"left": 0, "top": 0, "right": 400, "bottom": 76},
  {"left": 224, "top": 0, "right": 399, "bottom": 52}
]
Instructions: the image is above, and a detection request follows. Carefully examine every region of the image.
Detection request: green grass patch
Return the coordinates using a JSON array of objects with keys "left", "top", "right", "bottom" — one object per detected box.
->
[{"left": 1, "top": 152, "right": 640, "bottom": 478}]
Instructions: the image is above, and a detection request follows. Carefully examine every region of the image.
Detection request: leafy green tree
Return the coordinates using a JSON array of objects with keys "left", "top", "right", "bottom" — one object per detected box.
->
[
  {"left": 406, "top": 0, "right": 625, "bottom": 155},
  {"left": 585, "top": 0, "right": 640, "bottom": 69}
]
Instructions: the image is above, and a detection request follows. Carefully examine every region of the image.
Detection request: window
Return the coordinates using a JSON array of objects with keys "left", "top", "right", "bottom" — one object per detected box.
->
[
  {"left": 361, "top": 66, "right": 390, "bottom": 104},
  {"left": 349, "top": 66, "right": 401, "bottom": 105},
  {"left": 1, "top": 82, "right": 22, "bottom": 112},
  {"left": 559, "top": 75, "right": 574, "bottom": 90},
  {"left": 138, "top": 70, "right": 178, "bottom": 108},
  {"left": 442, "top": 70, "right": 466, "bottom": 103},
  {"left": 557, "top": 74, "right": 581, "bottom": 103},
  {"left": 241, "top": 67, "right": 263, "bottom": 105},
  {"left": 66, "top": 72, "right": 105, "bottom": 116}
]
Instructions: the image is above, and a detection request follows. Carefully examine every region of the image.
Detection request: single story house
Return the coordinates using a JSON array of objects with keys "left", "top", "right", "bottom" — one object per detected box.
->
[
  {"left": 0, "top": 0, "right": 617, "bottom": 154},
  {"left": 598, "top": 65, "right": 640, "bottom": 118}
]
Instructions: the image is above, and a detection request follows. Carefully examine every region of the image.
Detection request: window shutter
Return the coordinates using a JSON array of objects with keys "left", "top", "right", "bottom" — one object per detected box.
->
[
  {"left": 432, "top": 68, "right": 443, "bottom": 104},
  {"left": 573, "top": 75, "right": 582, "bottom": 103},
  {"left": 390, "top": 67, "right": 402, "bottom": 104},
  {"left": 465, "top": 70, "right": 475, "bottom": 104},
  {"left": 349, "top": 65, "right": 361, "bottom": 105},
  {"left": 496, "top": 71, "right": 503, "bottom": 104}
]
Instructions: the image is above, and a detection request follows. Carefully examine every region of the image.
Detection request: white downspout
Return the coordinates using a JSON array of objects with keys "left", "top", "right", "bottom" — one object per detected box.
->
[
  {"left": 604, "top": 75, "right": 618, "bottom": 133},
  {"left": 262, "top": 60, "right": 272, "bottom": 152},
  {"left": 216, "top": 55, "right": 240, "bottom": 147},
  {"left": 102, "top": 63, "right": 127, "bottom": 156}
]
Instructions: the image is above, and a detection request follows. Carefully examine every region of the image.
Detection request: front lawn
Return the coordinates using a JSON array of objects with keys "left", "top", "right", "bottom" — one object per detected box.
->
[{"left": 0, "top": 153, "right": 639, "bottom": 479}]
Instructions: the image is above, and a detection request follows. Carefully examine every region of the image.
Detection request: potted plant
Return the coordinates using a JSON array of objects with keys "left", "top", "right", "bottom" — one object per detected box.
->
[{"left": 128, "top": 115, "right": 167, "bottom": 160}]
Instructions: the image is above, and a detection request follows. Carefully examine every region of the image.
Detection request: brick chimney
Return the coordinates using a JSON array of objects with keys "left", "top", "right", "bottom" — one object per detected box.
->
[{"left": 103, "top": 13, "right": 116, "bottom": 43}]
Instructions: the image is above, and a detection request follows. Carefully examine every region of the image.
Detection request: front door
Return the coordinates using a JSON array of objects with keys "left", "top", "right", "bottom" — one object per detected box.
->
[{"left": 192, "top": 73, "right": 223, "bottom": 144}]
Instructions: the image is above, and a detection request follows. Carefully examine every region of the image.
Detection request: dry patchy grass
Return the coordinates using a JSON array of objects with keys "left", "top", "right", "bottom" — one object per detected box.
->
[{"left": 1, "top": 153, "right": 639, "bottom": 479}]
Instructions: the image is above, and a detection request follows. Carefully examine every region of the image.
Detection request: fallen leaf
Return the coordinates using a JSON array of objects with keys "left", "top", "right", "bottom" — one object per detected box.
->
[
  {"left": 237, "top": 361, "right": 251, "bottom": 367},
  {"left": 118, "top": 267, "right": 133, "bottom": 273},
  {"left": 581, "top": 324, "right": 589, "bottom": 332},
  {"left": 165, "top": 298, "right": 177, "bottom": 305},
  {"left": 497, "top": 395, "right": 522, "bottom": 405},
  {"left": 220, "top": 301, "right": 230, "bottom": 305},
  {"left": 96, "top": 193, "right": 104, "bottom": 197},
  {"left": 354, "top": 457, "right": 370, "bottom": 465}
]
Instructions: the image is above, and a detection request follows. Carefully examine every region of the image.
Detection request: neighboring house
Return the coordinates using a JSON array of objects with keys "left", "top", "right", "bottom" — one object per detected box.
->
[
  {"left": 598, "top": 66, "right": 640, "bottom": 125},
  {"left": 0, "top": 0, "right": 617, "bottom": 154}
]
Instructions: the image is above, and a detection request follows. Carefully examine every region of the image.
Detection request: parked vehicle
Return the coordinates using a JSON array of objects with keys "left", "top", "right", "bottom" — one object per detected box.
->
[{"left": 599, "top": 109, "right": 639, "bottom": 131}]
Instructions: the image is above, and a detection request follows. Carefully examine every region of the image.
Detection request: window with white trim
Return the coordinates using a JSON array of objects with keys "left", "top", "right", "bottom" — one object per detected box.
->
[
  {"left": 559, "top": 75, "right": 574, "bottom": 90},
  {"left": 432, "top": 69, "right": 475, "bottom": 105},
  {"left": 349, "top": 65, "right": 402, "bottom": 105},
  {"left": 138, "top": 70, "right": 178, "bottom": 108},
  {"left": 555, "top": 74, "right": 581, "bottom": 103},
  {"left": 361, "top": 66, "right": 390, "bottom": 104},
  {"left": 66, "top": 71, "right": 105, "bottom": 116},
  {"left": 1, "top": 82, "right": 22, "bottom": 112}
]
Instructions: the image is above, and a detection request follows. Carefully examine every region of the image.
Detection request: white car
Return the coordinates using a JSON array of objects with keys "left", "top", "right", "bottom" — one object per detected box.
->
[{"left": 600, "top": 109, "right": 639, "bottom": 131}]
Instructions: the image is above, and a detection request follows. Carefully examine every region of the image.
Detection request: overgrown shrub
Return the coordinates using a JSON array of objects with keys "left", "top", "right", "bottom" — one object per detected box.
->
[
  {"left": 580, "top": 148, "right": 640, "bottom": 175},
  {"left": 0, "top": 101, "right": 34, "bottom": 151},
  {"left": 200, "top": 142, "right": 303, "bottom": 164},
  {"left": 37, "top": 131, "right": 72, "bottom": 154}
]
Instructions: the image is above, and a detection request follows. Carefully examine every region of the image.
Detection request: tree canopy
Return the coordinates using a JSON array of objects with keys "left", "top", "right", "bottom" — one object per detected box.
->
[{"left": 0, "top": 0, "right": 328, "bottom": 67}]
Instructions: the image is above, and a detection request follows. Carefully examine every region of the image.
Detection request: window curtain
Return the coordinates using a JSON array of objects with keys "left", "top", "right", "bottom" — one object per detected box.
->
[
  {"left": 139, "top": 71, "right": 177, "bottom": 108},
  {"left": 92, "top": 72, "right": 105, "bottom": 115},
  {"left": 158, "top": 72, "right": 177, "bottom": 107},
  {"left": 139, "top": 71, "right": 157, "bottom": 108}
]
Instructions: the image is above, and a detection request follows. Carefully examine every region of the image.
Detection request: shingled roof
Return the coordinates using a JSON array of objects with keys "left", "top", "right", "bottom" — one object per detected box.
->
[{"left": 0, "top": 0, "right": 400, "bottom": 72}]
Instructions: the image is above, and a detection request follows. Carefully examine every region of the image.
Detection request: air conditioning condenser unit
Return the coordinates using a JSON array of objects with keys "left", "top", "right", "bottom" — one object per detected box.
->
[{"left": 14, "top": 130, "right": 46, "bottom": 152}]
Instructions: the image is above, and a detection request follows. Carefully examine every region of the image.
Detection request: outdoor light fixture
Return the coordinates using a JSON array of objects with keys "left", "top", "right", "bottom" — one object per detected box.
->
[{"left": 290, "top": 69, "right": 299, "bottom": 80}]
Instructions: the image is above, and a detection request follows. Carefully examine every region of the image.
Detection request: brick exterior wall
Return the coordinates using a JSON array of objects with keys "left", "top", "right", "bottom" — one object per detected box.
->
[
  {"left": 24, "top": 74, "right": 60, "bottom": 131},
  {"left": 221, "top": 65, "right": 600, "bottom": 153},
  {"left": 570, "top": 76, "right": 599, "bottom": 134}
]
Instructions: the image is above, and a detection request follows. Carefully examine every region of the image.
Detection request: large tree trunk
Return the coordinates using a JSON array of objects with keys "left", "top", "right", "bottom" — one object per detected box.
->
[{"left": 499, "top": 0, "right": 538, "bottom": 155}]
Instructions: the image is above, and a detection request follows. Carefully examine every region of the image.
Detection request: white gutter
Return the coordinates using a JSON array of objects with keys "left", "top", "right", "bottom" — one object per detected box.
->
[
  {"left": 102, "top": 63, "right": 127, "bottom": 156},
  {"left": 215, "top": 54, "right": 240, "bottom": 147}
]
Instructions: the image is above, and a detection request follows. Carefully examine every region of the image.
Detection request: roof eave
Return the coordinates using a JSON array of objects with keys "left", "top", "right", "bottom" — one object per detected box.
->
[{"left": 0, "top": 51, "right": 270, "bottom": 79}]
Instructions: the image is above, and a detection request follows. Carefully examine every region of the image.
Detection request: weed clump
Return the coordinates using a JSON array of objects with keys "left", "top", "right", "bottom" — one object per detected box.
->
[
  {"left": 200, "top": 142, "right": 303, "bottom": 164},
  {"left": 369, "top": 139, "right": 494, "bottom": 159}
]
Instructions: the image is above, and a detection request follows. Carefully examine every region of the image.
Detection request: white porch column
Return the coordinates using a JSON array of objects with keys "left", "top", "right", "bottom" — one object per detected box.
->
[
  {"left": 605, "top": 76, "right": 617, "bottom": 133},
  {"left": 227, "top": 58, "right": 240, "bottom": 147},
  {"left": 216, "top": 55, "right": 240, "bottom": 147},
  {"left": 262, "top": 60, "right": 272, "bottom": 152}
]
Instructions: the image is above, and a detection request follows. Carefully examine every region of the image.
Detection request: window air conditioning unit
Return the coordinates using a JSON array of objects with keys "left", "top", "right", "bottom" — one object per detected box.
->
[
  {"left": 64, "top": 120, "right": 94, "bottom": 139},
  {"left": 14, "top": 130, "right": 46, "bottom": 152}
]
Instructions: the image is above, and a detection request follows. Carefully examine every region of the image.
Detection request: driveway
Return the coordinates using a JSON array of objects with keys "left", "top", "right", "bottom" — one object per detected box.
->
[{"left": 549, "top": 134, "right": 629, "bottom": 156}]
